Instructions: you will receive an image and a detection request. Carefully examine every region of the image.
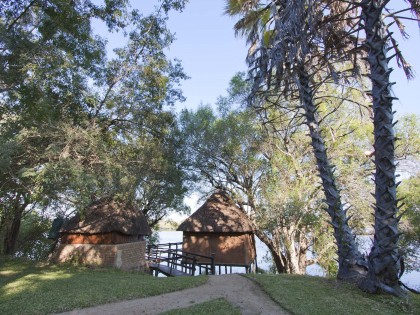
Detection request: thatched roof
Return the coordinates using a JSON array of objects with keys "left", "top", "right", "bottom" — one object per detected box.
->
[
  {"left": 61, "top": 198, "right": 152, "bottom": 236},
  {"left": 177, "top": 192, "right": 254, "bottom": 233}
]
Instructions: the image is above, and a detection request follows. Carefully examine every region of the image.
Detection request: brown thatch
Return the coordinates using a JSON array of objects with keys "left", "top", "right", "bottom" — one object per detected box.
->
[
  {"left": 177, "top": 192, "right": 254, "bottom": 233},
  {"left": 61, "top": 198, "right": 151, "bottom": 236}
]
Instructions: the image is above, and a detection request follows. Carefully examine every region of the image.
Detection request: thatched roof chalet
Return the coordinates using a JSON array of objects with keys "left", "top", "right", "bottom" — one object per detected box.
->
[
  {"left": 177, "top": 192, "right": 254, "bottom": 233},
  {"left": 61, "top": 198, "right": 151, "bottom": 236}
]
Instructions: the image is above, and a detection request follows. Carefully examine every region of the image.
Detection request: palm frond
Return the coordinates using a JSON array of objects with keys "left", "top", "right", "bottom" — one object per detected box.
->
[
  {"left": 224, "top": 0, "right": 260, "bottom": 17},
  {"left": 406, "top": 0, "right": 420, "bottom": 21},
  {"left": 233, "top": 7, "right": 271, "bottom": 41}
]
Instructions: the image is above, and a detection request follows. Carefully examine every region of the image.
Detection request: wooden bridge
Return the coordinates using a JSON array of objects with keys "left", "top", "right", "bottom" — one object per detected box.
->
[{"left": 147, "top": 242, "right": 216, "bottom": 277}]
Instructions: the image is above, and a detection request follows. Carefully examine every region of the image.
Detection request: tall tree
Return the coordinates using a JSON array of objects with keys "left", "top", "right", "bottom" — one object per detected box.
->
[
  {"left": 356, "top": 0, "right": 420, "bottom": 296},
  {"left": 179, "top": 103, "right": 318, "bottom": 274},
  {"left": 180, "top": 73, "right": 375, "bottom": 275},
  {"left": 226, "top": 0, "right": 367, "bottom": 280},
  {"left": 0, "top": 0, "right": 116, "bottom": 254},
  {"left": 0, "top": 0, "right": 189, "bottom": 254}
]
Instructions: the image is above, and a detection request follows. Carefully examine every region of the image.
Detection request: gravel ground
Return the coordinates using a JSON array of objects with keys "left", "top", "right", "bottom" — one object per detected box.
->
[{"left": 56, "top": 274, "right": 288, "bottom": 315}]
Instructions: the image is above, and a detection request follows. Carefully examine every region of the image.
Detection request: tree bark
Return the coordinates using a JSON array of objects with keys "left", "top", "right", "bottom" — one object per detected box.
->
[
  {"left": 297, "top": 66, "right": 367, "bottom": 281},
  {"left": 252, "top": 226, "right": 287, "bottom": 273},
  {"left": 1, "top": 193, "right": 28, "bottom": 255},
  {"left": 297, "top": 229, "right": 310, "bottom": 274},
  {"left": 359, "top": 0, "right": 403, "bottom": 296},
  {"left": 283, "top": 226, "right": 306, "bottom": 274},
  {"left": 3, "top": 207, "right": 24, "bottom": 255}
]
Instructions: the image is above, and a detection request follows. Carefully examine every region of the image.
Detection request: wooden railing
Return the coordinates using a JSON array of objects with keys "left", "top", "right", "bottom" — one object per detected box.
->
[{"left": 147, "top": 242, "right": 215, "bottom": 276}]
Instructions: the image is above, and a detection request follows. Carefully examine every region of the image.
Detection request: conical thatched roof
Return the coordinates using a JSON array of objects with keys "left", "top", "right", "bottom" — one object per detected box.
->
[
  {"left": 177, "top": 192, "right": 254, "bottom": 233},
  {"left": 61, "top": 197, "right": 152, "bottom": 236}
]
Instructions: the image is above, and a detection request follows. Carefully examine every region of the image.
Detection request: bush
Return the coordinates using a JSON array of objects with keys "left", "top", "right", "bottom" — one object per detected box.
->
[{"left": 14, "top": 211, "right": 54, "bottom": 261}]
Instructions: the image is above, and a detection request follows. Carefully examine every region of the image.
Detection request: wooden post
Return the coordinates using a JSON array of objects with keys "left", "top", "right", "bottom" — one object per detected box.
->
[
  {"left": 170, "top": 250, "right": 176, "bottom": 273},
  {"left": 191, "top": 257, "right": 197, "bottom": 276}
]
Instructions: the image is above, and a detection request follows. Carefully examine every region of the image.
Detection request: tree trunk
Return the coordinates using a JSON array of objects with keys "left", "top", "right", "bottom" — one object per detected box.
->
[
  {"left": 297, "top": 66, "right": 367, "bottom": 281},
  {"left": 297, "top": 229, "right": 310, "bottom": 274},
  {"left": 283, "top": 227, "right": 306, "bottom": 274},
  {"left": 252, "top": 219, "right": 309, "bottom": 274},
  {"left": 1, "top": 193, "right": 28, "bottom": 255},
  {"left": 252, "top": 227, "right": 287, "bottom": 273},
  {"left": 359, "top": 0, "right": 403, "bottom": 296},
  {"left": 3, "top": 207, "right": 23, "bottom": 255}
]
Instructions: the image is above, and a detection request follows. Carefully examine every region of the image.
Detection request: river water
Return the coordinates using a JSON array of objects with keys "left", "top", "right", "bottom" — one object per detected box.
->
[{"left": 158, "top": 231, "right": 420, "bottom": 288}]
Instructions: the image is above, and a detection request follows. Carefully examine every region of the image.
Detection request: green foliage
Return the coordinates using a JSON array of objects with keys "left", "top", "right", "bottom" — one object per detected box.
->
[
  {"left": 398, "top": 174, "right": 420, "bottom": 271},
  {"left": 14, "top": 212, "right": 53, "bottom": 261},
  {"left": 394, "top": 116, "right": 420, "bottom": 262},
  {"left": 146, "top": 230, "right": 160, "bottom": 246},
  {"left": 179, "top": 104, "right": 265, "bottom": 194},
  {"left": 316, "top": 89, "right": 374, "bottom": 232},
  {"left": 256, "top": 122, "right": 328, "bottom": 273},
  {"left": 179, "top": 72, "right": 265, "bottom": 195},
  {"left": 0, "top": 259, "right": 207, "bottom": 315},
  {"left": 0, "top": 1, "right": 191, "bottom": 254},
  {"left": 180, "top": 72, "right": 379, "bottom": 274},
  {"left": 396, "top": 114, "right": 420, "bottom": 159},
  {"left": 312, "top": 223, "right": 339, "bottom": 277}
]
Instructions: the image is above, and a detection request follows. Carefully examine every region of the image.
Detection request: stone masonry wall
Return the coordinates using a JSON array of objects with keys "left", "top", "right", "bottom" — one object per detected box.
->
[{"left": 52, "top": 241, "right": 146, "bottom": 270}]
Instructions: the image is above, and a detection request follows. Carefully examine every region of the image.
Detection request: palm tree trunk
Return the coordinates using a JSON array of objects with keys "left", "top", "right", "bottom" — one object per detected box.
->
[
  {"left": 359, "top": 0, "right": 403, "bottom": 296},
  {"left": 297, "top": 67, "right": 367, "bottom": 280}
]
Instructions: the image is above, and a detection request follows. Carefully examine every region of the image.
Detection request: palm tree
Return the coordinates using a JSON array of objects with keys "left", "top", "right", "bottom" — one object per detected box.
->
[
  {"left": 226, "top": 0, "right": 367, "bottom": 280},
  {"left": 357, "top": 0, "right": 420, "bottom": 296}
]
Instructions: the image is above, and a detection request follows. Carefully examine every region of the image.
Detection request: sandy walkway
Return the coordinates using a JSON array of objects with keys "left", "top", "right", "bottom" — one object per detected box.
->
[{"left": 57, "top": 274, "right": 288, "bottom": 315}]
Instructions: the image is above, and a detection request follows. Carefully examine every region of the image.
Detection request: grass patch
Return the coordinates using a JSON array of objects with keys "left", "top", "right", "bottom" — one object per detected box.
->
[
  {"left": 248, "top": 274, "right": 420, "bottom": 315},
  {"left": 161, "top": 298, "right": 241, "bottom": 315},
  {"left": 0, "top": 258, "right": 207, "bottom": 315}
]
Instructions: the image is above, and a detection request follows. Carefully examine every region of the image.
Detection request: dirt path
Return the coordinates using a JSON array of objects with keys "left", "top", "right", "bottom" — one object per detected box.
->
[{"left": 57, "top": 274, "right": 288, "bottom": 315}]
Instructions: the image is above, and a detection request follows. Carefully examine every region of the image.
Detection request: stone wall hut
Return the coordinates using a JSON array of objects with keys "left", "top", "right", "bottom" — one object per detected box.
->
[
  {"left": 177, "top": 192, "right": 257, "bottom": 273},
  {"left": 53, "top": 197, "right": 151, "bottom": 270}
]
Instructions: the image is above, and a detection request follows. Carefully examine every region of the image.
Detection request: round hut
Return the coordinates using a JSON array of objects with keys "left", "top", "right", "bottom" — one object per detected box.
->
[
  {"left": 177, "top": 192, "right": 257, "bottom": 273},
  {"left": 53, "top": 197, "right": 151, "bottom": 270}
]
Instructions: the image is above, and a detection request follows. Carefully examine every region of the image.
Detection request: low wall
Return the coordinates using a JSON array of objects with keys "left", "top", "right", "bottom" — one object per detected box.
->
[{"left": 52, "top": 241, "right": 146, "bottom": 270}]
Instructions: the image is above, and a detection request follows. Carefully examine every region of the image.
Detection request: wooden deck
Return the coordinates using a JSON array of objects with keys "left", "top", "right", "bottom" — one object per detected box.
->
[
  {"left": 149, "top": 263, "right": 190, "bottom": 277},
  {"left": 147, "top": 242, "right": 257, "bottom": 277},
  {"left": 147, "top": 243, "right": 215, "bottom": 277}
]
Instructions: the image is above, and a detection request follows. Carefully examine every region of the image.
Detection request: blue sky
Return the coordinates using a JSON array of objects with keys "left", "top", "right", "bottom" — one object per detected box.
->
[
  {"left": 97, "top": 1, "right": 420, "bottom": 116},
  {"left": 164, "top": 1, "right": 248, "bottom": 110},
  {"left": 163, "top": 0, "right": 420, "bottom": 117}
]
